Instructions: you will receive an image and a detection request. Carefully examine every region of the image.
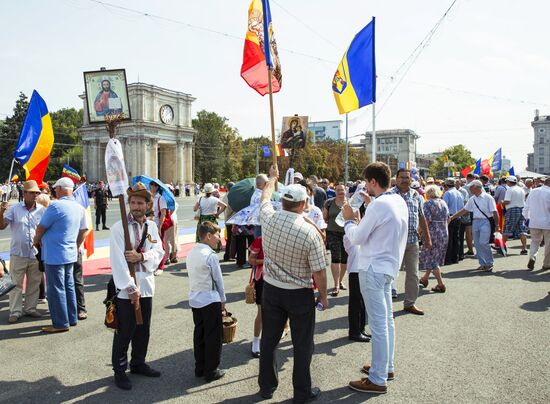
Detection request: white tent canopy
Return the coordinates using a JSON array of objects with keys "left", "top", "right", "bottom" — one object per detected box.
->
[{"left": 518, "top": 170, "right": 546, "bottom": 178}]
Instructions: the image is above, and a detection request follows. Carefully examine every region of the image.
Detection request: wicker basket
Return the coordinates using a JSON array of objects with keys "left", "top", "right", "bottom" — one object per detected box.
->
[{"left": 222, "top": 313, "right": 238, "bottom": 343}]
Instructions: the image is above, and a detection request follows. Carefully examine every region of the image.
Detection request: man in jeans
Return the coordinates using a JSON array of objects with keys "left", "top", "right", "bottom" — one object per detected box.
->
[
  {"left": 258, "top": 166, "right": 328, "bottom": 403},
  {"left": 33, "top": 178, "right": 88, "bottom": 333},
  {"left": 391, "top": 169, "right": 432, "bottom": 315},
  {"left": 343, "top": 162, "right": 408, "bottom": 394},
  {"left": 450, "top": 180, "right": 499, "bottom": 271},
  {"left": 0, "top": 180, "right": 45, "bottom": 323}
]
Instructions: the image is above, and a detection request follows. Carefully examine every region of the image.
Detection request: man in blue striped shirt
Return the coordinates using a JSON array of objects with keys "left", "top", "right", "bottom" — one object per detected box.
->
[{"left": 443, "top": 179, "right": 464, "bottom": 265}]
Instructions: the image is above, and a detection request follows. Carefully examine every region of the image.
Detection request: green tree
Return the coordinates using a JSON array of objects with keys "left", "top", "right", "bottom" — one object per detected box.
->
[
  {"left": 192, "top": 110, "right": 229, "bottom": 183},
  {"left": 429, "top": 144, "right": 475, "bottom": 178}
]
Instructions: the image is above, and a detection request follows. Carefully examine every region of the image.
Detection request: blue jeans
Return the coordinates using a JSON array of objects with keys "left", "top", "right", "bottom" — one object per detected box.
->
[
  {"left": 45, "top": 263, "right": 77, "bottom": 328},
  {"left": 359, "top": 265, "right": 394, "bottom": 386},
  {"left": 472, "top": 219, "right": 493, "bottom": 266}
]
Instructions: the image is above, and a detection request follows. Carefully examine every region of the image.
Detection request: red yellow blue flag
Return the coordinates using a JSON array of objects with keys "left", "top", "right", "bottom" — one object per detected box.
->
[
  {"left": 74, "top": 184, "right": 94, "bottom": 258},
  {"left": 332, "top": 18, "right": 376, "bottom": 114},
  {"left": 13, "top": 90, "right": 54, "bottom": 183},
  {"left": 241, "top": 0, "right": 282, "bottom": 96},
  {"left": 62, "top": 164, "right": 81, "bottom": 183}
]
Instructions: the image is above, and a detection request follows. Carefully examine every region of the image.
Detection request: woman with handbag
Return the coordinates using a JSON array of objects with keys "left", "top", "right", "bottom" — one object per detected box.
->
[{"left": 193, "top": 183, "right": 226, "bottom": 243}]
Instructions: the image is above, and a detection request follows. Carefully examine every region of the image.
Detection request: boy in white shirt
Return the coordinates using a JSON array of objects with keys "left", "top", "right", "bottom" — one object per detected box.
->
[{"left": 187, "top": 221, "right": 226, "bottom": 383}]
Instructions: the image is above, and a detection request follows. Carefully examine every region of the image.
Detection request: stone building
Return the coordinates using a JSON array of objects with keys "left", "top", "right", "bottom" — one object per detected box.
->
[
  {"left": 78, "top": 82, "right": 196, "bottom": 184},
  {"left": 529, "top": 111, "right": 550, "bottom": 175}
]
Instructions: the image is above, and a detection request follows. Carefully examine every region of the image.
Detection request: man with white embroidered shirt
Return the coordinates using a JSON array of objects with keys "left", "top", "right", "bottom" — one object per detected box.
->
[
  {"left": 502, "top": 176, "right": 528, "bottom": 255},
  {"left": 450, "top": 180, "right": 499, "bottom": 272},
  {"left": 342, "top": 162, "right": 408, "bottom": 394},
  {"left": 110, "top": 182, "right": 165, "bottom": 390}
]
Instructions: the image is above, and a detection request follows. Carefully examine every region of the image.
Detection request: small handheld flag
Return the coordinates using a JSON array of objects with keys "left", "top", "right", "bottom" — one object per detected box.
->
[
  {"left": 74, "top": 184, "right": 94, "bottom": 258},
  {"left": 62, "top": 164, "right": 81, "bottom": 183},
  {"left": 332, "top": 18, "right": 376, "bottom": 114},
  {"left": 13, "top": 90, "right": 54, "bottom": 182}
]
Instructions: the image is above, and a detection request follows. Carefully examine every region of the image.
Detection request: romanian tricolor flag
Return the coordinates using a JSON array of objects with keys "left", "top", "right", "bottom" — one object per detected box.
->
[
  {"left": 460, "top": 161, "right": 477, "bottom": 178},
  {"left": 10, "top": 175, "right": 18, "bottom": 183},
  {"left": 262, "top": 144, "right": 288, "bottom": 157},
  {"left": 332, "top": 18, "right": 376, "bottom": 114},
  {"left": 241, "top": 0, "right": 282, "bottom": 96},
  {"left": 62, "top": 164, "right": 81, "bottom": 183},
  {"left": 74, "top": 184, "right": 94, "bottom": 258},
  {"left": 13, "top": 91, "right": 54, "bottom": 183}
]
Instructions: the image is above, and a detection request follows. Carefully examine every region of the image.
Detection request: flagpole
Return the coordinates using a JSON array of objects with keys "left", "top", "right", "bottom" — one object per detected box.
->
[
  {"left": 7, "top": 159, "right": 15, "bottom": 183},
  {"left": 267, "top": 69, "right": 278, "bottom": 189},
  {"left": 372, "top": 103, "right": 376, "bottom": 163},
  {"left": 344, "top": 113, "right": 349, "bottom": 184}
]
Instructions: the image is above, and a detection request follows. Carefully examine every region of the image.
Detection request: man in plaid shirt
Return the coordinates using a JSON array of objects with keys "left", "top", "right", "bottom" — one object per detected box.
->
[
  {"left": 391, "top": 169, "right": 432, "bottom": 315},
  {"left": 258, "top": 166, "right": 328, "bottom": 403}
]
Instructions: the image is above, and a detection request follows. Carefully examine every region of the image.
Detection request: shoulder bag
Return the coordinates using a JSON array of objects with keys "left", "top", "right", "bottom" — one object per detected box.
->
[
  {"left": 194, "top": 197, "right": 202, "bottom": 221},
  {"left": 103, "top": 223, "right": 149, "bottom": 329},
  {"left": 473, "top": 198, "right": 496, "bottom": 243},
  {"left": 0, "top": 259, "right": 16, "bottom": 297}
]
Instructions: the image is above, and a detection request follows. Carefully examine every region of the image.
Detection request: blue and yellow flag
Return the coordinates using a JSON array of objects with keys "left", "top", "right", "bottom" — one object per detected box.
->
[{"left": 332, "top": 18, "right": 376, "bottom": 114}]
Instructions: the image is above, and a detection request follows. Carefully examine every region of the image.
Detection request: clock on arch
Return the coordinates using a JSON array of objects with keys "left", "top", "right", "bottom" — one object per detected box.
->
[{"left": 159, "top": 104, "right": 174, "bottom": 124}]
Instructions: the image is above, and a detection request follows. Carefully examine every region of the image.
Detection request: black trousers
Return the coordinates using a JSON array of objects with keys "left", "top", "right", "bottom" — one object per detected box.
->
[
  {"left": 223, "top": 225, "right": 235, "bottom": 261},
  {"left": 458, "top": 222, "right": 470, "bottom": 260},
  {"left": 445, "top": 218, "right": 461, "bottom": 265},
  {"left": 112, "top": 297, "right": 152, "bottom": 372},
  {"left": 348, "top": 272, "right": 366, "bottom": 336},
  {"left": 96, "top": 205, "right": 107, "bottom": 228},
  {"left": 192, "top": 302, "right": 223, "bottom": 376},
  {"left": 259, "top": 282, "right": 315, "bottom": 402},
  {"left": 235, "top": 234, "right": 254, "bottom": 266},
  {"left": 73, "top": 251, "right": 86, "bottom": 313}
]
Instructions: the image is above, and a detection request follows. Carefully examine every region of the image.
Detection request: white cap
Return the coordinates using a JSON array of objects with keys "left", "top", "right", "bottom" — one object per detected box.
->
[
  {"left": 506, "top": 175, "right": 517, "bottom": 183},
  {"left": 53, "top": 177, "right": 74, "bottom": 189},
  {"left": 294, "top": 172, "right": 304, "bottom": 181},
  {"left": 281, "top": 184, "right": 308, "bottom": 202},
  {"left": 203, "top": 183, "right": 214, "bottom": 193}
]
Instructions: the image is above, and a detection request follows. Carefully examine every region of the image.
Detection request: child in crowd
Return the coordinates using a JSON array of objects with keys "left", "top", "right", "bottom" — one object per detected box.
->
[{"left": 186, "top": 221, "right": 226, "bottom": 383}]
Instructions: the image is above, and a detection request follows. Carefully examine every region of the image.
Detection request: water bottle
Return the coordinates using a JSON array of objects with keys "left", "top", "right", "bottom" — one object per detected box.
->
[{"left": 335, "top": 181, "right": 366, "bottom": 227}]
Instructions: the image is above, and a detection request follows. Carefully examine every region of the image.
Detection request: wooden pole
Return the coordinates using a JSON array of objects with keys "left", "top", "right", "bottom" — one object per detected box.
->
[
  {"left": 7, "top": 159, "right": 15, "bottom": 183},
  {"left": 344, "top": 113, "right": 349, "bottom": 184},
  {"left": 267, "top": 69, "right": 278, "bottom": 189}
]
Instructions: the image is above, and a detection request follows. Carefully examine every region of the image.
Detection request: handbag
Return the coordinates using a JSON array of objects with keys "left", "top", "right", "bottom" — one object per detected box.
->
[
  {"left": 159, "top": 198, "right": 174, "bottom": 232},
  {"left": 193, "top": 197, "right": 202, "bottom": 221},
  {"left": 245, "top": 268, "right": 256, "bottom": 304},
  {"left": 103, "top": 223, "right": 149, "bottom": 329},
  {"left": 473, "top": 199, "right": 496, "bottom": 243},
  {"left": 0, "top": 259, "right": 16, "bottom": 297}
]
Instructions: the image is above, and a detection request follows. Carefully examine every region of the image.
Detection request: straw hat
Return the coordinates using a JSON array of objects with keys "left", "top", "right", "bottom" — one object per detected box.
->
[
  {"left": 127, "top": 182, "right": 152, "bottom": 202},
  {"left": 23, "top": 180, "right": 40, "bottom": 193}
]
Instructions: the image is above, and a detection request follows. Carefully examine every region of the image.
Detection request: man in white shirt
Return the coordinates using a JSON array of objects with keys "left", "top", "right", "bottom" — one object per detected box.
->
[
  {"left": 187, "top": 221, "right": 226, "bottom": 383},
  {"left": 0, "top": 180, "right": 45, "bottom": 323},
  {"left": 450, "top": 180, "right": 500, "bottom": 271},
  {"left": 110, "top": 182, "right": 165, "bottom": 390},
  {"left": 523, "top": 177, "right": 550, "bottom": 270},
  {"left": 502, "top": 176, "right": 528, "bottom": 254},
  {"left": 343, "top": 162, "right": 408, "bottom": 394}
]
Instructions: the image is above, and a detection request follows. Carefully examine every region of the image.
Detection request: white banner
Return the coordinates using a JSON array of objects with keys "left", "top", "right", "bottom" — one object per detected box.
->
[{"left": 105, "top": 138, "right": 129, "bottom": 197}]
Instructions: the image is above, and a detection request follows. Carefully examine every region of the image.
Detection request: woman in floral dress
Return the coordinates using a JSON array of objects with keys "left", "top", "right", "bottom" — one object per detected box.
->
[{"left": 419, "top": 185, "right": 449, "bottom": 292}]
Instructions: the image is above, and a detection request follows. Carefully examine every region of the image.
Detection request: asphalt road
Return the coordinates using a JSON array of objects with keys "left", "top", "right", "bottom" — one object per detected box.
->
[{"left": 0, "top": 239, "right": 549, "bottom": 403}]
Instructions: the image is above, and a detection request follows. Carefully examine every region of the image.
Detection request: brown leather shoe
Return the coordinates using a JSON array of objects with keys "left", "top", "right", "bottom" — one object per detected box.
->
[
  {"left": 361, "top": 364, "right": 394, "bottom": 380},
  {"left": 349, "top": 377, "right": 387, "bottom": 394},
  {"left": 41, "top": 326, "right": 69, "bottom": 333},
  {"left": 404, "top": 305, "right": 424, "bottom": 315}
]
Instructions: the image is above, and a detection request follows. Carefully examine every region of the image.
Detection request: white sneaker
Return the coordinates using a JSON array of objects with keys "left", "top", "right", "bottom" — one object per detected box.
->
[{"left": 154, "top": 269, "right": 164, "bottom": 276}]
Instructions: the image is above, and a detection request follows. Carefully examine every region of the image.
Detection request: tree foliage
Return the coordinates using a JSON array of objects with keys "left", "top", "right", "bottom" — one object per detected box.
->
[{"left": 429, "top": 144, "right": 475, "bottom": 178}]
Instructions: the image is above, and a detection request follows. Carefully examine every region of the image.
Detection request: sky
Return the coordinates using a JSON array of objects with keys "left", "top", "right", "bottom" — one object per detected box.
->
[{"left": 1, "top": 0, "right": 549, "bottom": 172}]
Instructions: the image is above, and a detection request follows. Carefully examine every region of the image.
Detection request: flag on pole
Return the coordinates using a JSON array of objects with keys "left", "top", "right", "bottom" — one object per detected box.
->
[
  {"left": 481, "top": 158, "right": 491, "bottom": 176},
  {"left": 13, "top": 90, "right": 54, "bottom": 183},
  {"left": 506, "top": 167, "right": 515, "bottom": 176},
  {"left": 491, "top": 148, "right": 502, "bottom": 172},
  {"left": 241, "top": 0, "right": 282, "bottom": 96},
  {"left": 262, "top": 144, "right": 288, "bottom": 157},
  {"left": 62, "top": 164, "right": 81, "bottom": 183},
  {"left": 10, "top": 175, "right": 18, "bottom": 183},
  {"left": 261, "top": 145, "right": 271, "bottom": 157},
  {"left": 473, "top": 158, "right": 482, "bottom": 175},
  {"left": 74, "top": 184, "right": 94, "bottom": 258},
  {"left": 332, "top": 18, "right": 376, "bottom": 114},
  {"left": 460, "top": 162, "right": 476, "bottom": 178}
]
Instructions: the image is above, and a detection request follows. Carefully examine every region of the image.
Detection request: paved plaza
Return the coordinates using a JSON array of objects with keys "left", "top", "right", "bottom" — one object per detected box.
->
[{"left": 0, "top": 239, "right": 549, "bottom": 403}]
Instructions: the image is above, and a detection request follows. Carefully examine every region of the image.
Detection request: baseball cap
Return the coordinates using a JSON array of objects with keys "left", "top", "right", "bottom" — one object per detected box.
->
[
  {"left": 506, "top": 175, "right": 517, "bottom": 183},
  {"left": 294, "top": 172, "right": 304, "bottom": 181},
  {"left": 282, "top": 184, "right": 308, "bottom": 202},
  {"left": 53, "top": 177, "right": 74, "bottom": 189},
  {"left": 445, "top": 178, "right": 456, "bottom": 186}
]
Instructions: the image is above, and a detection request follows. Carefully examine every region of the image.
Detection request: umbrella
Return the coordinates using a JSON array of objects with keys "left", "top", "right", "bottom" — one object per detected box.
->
[
  {"left": 227, "top": 178, "right": 255, "bottom": 212},
  {"left": 131, "top": 175, "right": 176, "bottom": 210},
  {"left": 227, "top": 178, "right": 285, "bottom": 212}
]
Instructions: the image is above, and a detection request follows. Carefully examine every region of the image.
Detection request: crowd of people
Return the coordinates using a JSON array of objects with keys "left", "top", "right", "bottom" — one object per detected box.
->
[{"left": 1, "top": 165, "right": 548, "bottom": 401}]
